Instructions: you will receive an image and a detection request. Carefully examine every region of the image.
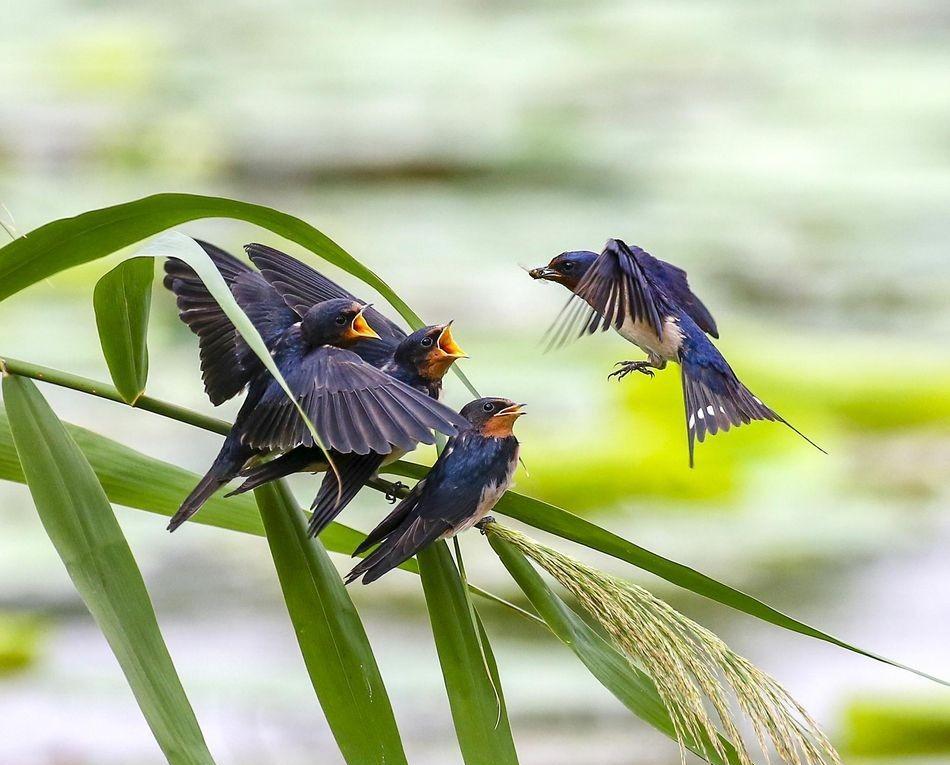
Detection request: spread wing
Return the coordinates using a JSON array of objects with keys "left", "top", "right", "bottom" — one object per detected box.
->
[
  {"left": 236, "top": 345, "right": 469, "bottom": 454},
  {"left": 640, "top": 252, "right": 718, "bottom": 338},
  {"left": 244, "top": 243, "right": 406, "bottom": 365},
  {"left": 163, "top": 240, "right": 297, "bottom": 405},
  {"left": 546, "top": 238, "right": 664, "bottom": 349}
]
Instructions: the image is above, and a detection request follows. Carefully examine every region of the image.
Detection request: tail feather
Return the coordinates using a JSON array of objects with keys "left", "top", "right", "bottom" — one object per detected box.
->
[
  {"left": 307, "top": 452, "right": 384, "bottom": 538},
  {"left": 681, "top": 358, "right": 824, "bottom": 467},
  {"left": 346, "top": 515, "right": 447, "bottom": 585},
  {"left": 168, "top": 439, "right": 252, "bottom": 531},
  {"left": 227, "top": 448, "right": 327, "bottom": 497}
]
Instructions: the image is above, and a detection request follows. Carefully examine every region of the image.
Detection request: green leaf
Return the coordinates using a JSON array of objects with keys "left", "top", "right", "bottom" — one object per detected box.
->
[
  {"left": 255, "top": 481, "right": 408, "bottom": 765},
  {"left": 0, "top": 192, "right": 478, "bottom": 396},
  {"left": 1, "top": 375, "right": 215, "bottom": 765},
  {"left": 487, "top": 529, "right": 741, "bottom": 765},
  {"left": 417, "top": 542, "right": 520, "bottom": 765},
  {"left": 0, "top": 402, "right": 545, "bottom": 619},
  {"left": 384, "top": 461, "right": 947, "bottom": 686},
  {"left": 93, "top": 257, "right": 154, "bottom": 404}
]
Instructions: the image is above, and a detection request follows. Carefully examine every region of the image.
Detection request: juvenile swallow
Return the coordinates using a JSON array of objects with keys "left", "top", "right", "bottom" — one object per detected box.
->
[
  {"left": 529, "top": 239, "right": 823, "bottom": 465},
  {"left": 346, "top": 397, "right": 525, "bottom": 585},
  {"left": 223, "top": 244, "right": 469, "bottom": 537},
  {"left": 163, "top": 242, "right": 467, "bottom": 530}
]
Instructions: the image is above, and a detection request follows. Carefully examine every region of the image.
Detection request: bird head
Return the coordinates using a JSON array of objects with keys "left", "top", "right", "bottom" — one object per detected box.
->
[
  {"left": 528, "top": 250, "right": 598, "bottom": 291},
  {"left": 395, "top": 321, "right": 468, "bottom": 381},
  {"left": 301, "top": 299, "right": 380, "bottom": 348},
  {"left": 460, "top": 397, "right": 527, "bottom": 438}
]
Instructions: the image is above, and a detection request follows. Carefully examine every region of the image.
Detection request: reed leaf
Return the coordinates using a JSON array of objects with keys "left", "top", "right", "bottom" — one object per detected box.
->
[
  {"left": 1, "top": 374, "right": 215, "bottom": 765},
  {"left": 255, "top": 481, "right": 408, "bottom": 765},
  {"left": 485, "top": 522, "right": 842, "bottom": 765},
  {"left": 93, "top": 257, "right": 154, "bottom": 404},
  {"left": 417, "top": 542, "right": 520, "bottom": 765},
  {"left": 0, "top": 192, "right": 478, "bottom": 395},
  {"left": 383, "top": 461, "right": 947, "bottom": 685}
]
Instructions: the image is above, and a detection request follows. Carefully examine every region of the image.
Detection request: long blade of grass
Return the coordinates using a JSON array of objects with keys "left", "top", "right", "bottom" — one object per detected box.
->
[
  {"left": 0, "top": 403, "right": 541, "bottom": 619},
  {"left": 417, "top": 542, "right": 520, "bottom": 765},
  {"left": 383, "top": 462, "right": 947, "bottom": 686},
  {"left": 1, "top": 374, "right": 215, "bottom": 765},
  {"left": 0, "top": 192, "right": 478, "bottom": 396},
  {"left": 487, "top": 528, "right": 742, "bottom": 765},
  {"left": 93, "top": 257, "right": 154, "bottom": 404},
  {"left": 1, "top": 354, "right": 943, "bottom": 685},
  {"left": 254, "top": 480, "right": 408, "bottom": 765}
]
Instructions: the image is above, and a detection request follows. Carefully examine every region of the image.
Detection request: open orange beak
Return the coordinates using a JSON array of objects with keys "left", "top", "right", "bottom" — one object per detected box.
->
[
  {"left": 348, "top": 306, "right": 381, "bottom": 340},
  {"left": 493, "top": 402, "right": 527, "bottom": 419},
  {"left": 436, "top": 322, "right": 467, "bottom": 359}
]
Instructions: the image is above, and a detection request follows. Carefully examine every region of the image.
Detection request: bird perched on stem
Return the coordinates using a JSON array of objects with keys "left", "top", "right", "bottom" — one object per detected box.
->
[
  {"left": 346, "top": 397, "right": 525, "bottom": 585},
  {"left": 529, "top": 238, "right": 823, "bottom": 465},
  {"left": 222, "top": 244, "right": 469, "bottom": 537},
  {"left": 163, "top": 241, "right": 467, "bottom": 531}
]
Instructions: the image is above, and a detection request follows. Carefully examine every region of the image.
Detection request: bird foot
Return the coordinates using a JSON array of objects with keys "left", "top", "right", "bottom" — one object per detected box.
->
[
  {"left": 385, "top": 481, "right": 408, "bottom": 504},
  {"left": 607, "top": 361, "right": 655, "bottom": 381},
  {"left": 475, "top": 516, "right": 495, "bottom": 534}
]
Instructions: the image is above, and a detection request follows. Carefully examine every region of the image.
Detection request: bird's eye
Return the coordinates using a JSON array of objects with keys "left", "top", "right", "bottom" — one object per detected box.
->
[
  {"left": 421, "top": 337, "right": 434, "bottom": 348},
  {"left": 335, "top": 315, "right": 348, "bottom": 326},
  {"left": 483, "top": 402, "right": 494, "bottom": 412},
  {"left": 561, "top": 261, "right": 574, "bottom": 271}
]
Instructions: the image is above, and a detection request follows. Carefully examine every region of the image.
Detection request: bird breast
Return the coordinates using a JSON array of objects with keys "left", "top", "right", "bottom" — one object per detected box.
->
[{"left": 616, "top": 315, "right": 683, "bottom": 361}]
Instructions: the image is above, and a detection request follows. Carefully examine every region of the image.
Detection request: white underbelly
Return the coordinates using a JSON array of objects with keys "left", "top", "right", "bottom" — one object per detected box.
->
[
  {"left": 443, "top": 448, "right": 519, "bottom": 537},
  {"left": 617, "top": 316, "right": 683, "bottom": 361}
]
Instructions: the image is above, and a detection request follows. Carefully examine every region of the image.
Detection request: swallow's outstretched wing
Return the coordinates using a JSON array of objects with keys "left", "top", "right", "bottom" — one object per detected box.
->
[
  {"left": 639, "top": 251, "right": 719, "bottom": 338},
  {"left": 163, "top": 240, "right": 297, "bottom": 405},
  {"left": 245, "top": 243, "right": 405, "bottom": 366},
  {"left": 236, "top": 342, "right": 468, "bottom": 454},
  {"left": 546, "top": 238, "right": 665, "bottom": 349}
]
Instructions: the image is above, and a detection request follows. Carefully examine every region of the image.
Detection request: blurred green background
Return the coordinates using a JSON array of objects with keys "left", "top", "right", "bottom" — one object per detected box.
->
[{"left": 1, "top": 1, "right": 949, "bottom": 763}]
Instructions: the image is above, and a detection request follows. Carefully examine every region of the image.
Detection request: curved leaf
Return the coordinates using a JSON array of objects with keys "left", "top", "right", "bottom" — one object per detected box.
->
[
  {"left": 417, "top": 542, "right": 519, "bottom": 765},
  {"left": 385, "top": 461, "right": 947, "bottom": 686},
  {"left": 488, "top": 530, "right": 741, "bottom": 765},
  {"left": 0, "top": 192, "right": 478, "bottom": 396},
  {"left": 93, "top": 257, "right": 154, "bottom": 404},
  {"left": 2, "top": 374, "right": 215, "bottom": 765},
  {"left": 255, "top": 481, "right": 408, "bottom": 765}
]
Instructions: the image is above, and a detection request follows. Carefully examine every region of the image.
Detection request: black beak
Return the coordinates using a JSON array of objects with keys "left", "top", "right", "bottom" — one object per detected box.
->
[{"left": 529, "top": 266, "right": 555, "bottom": 280}]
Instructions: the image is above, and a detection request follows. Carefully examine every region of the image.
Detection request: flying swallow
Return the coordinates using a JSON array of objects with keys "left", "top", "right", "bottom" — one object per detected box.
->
[
  {"left": 529, "top": 238, "right": 823, "bottom": 465},
  {"left": 163, "top": 241, "right": 467, "bottom": 530},
  {"left": 346, "top": 397, "right": 525, "bottom": 585}
]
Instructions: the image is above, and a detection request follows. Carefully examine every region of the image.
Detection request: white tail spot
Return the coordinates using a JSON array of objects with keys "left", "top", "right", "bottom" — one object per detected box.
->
[
  {"left": 706, "top": 405, "right": 715, "bottom": 416},
  {"left": 696, "top": 409, "right": 704, "bottom": 420}
]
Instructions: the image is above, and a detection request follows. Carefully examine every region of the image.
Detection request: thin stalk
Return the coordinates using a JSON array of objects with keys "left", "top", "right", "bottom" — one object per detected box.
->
[
  {"left": 0, "top": 354, "right": 542, "bottom": 626},
  {"left": 0, "top": 356, "right": 229, "bottom": 435}
]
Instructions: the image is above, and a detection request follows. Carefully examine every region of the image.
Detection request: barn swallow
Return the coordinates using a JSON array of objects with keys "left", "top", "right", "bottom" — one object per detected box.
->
[
  {"left": 220, "top": 244, "right": 469, "bottom": 537},
  {"left": 229, "top": 320, "right": 469, "bottom": 537},
  {"left": 163, "top": 242, "right": 468, "bottom": 531},
  {"left": 529, "top": 239, "right": 824, "bottom": 465},
  {"left": 346, "top": 397, "right": 525, "bottom": 585}
]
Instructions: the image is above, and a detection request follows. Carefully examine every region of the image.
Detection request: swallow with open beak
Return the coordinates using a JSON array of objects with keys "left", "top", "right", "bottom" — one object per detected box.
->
[
  {"left": 216, "top": 244, "right": 469, "bottom": 537},
  {"left": 229, "top": 319, "right": 470, "bottom": 537},
  {"left": 346, "top": 397, "right": 525, "bottom": 585},
  {"left": 529, "top": 238, "right": 824, "bottom": 465},
  {"left": 163, "top": 241, "right": 468, "bottom": 531}
]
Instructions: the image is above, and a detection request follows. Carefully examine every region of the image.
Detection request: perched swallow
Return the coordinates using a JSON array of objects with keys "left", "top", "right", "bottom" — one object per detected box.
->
[
  {"left": 163, "top": 242, "right": 468, "bottom": 530},
  {"left": 346, "top": 397, "right": 525, "bottom": 585},
  {"left": 230, "top": 321, "right": 469, "bottom": 536},
  {"left": 221, "top": 244, "right": 469, "bottom": 537},
  {"left": 529, "top": 239, "right": 823, "bottom": 465}
]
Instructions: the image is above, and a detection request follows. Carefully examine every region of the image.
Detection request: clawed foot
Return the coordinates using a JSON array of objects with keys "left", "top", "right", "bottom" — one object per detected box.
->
[
  {"left": 475, "top": 516, "right": 495, "bottom": 534},
  {"left": 607, "top": 361, "right": 656, "bottom": 381},
  {"left": 385, "top": 481, "right": 408, "bottom": 503}
]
